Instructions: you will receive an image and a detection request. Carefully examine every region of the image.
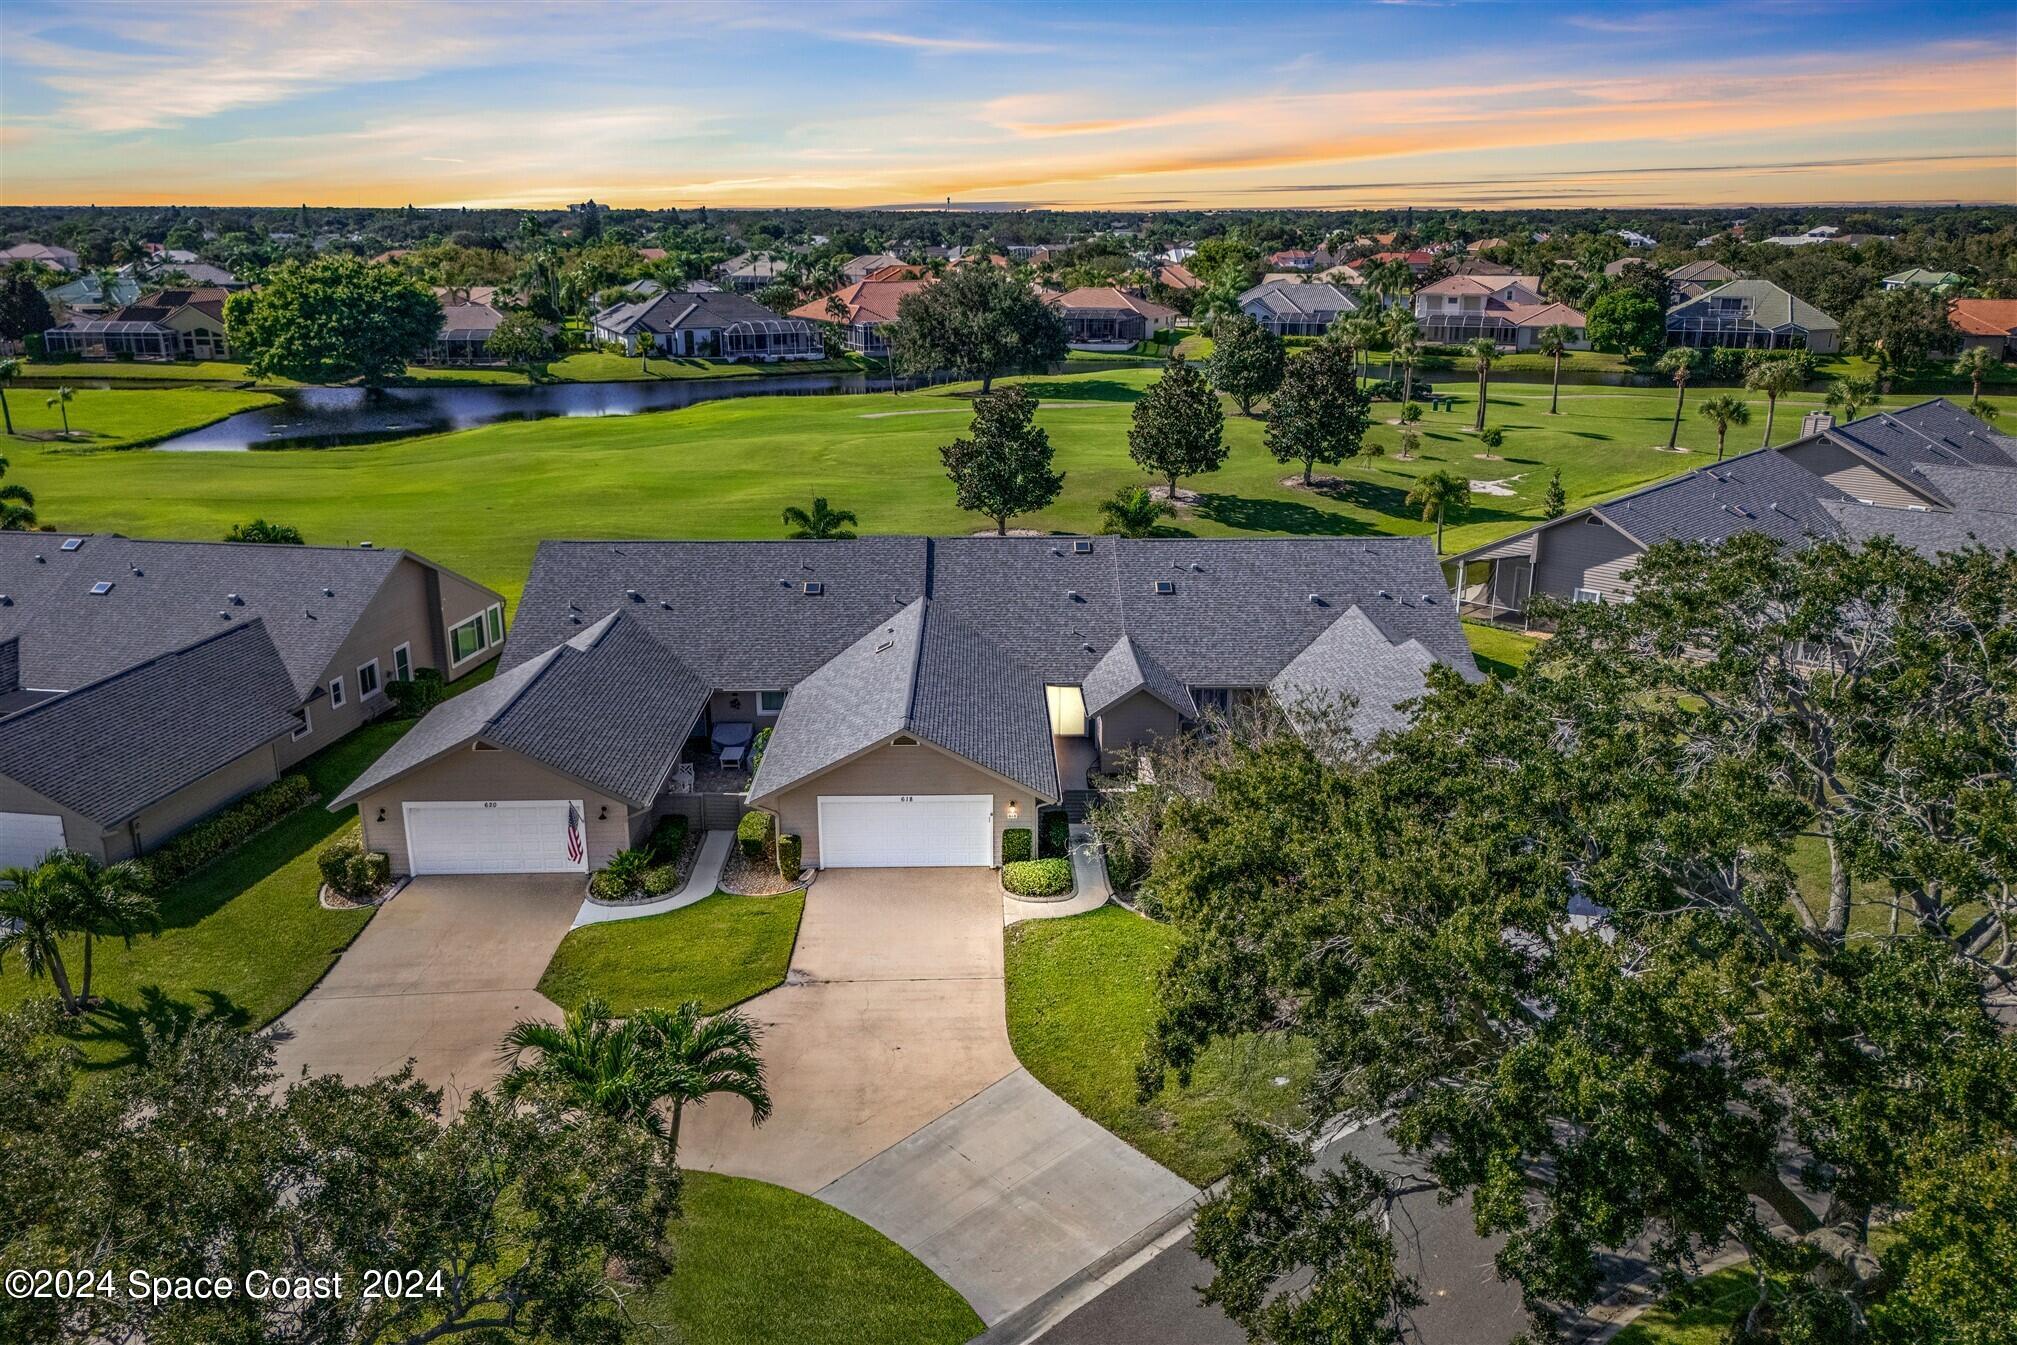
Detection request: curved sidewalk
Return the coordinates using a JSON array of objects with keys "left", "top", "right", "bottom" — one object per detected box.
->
[
  {"left": 1003, "top": 825, "right": 1112, "bottom": 925},
  {"left": 569, "top": 828, "right": 733, "bottom": 928}
]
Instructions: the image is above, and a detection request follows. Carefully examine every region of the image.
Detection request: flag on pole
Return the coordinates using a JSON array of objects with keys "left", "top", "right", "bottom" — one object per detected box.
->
[{"left": 566, "top": 803, "right": 585, "bottom": 864}]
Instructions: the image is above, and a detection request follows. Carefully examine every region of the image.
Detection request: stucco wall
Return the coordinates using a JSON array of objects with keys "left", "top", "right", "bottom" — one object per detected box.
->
[
  {"left": 0, "top": 774, "right": 113, "bottom": 864},
  {"left": 352, "top": 744, "right": 636, "bottom": 877},
  {"left": 1533, "top": 515, "right": 1644, "bottom": 603},
  {"left": 0, "top": 737, "right": 281, "bottom": 864},
  {"left": 763, "top": 739, "right": 1035, "bottom": 867}
]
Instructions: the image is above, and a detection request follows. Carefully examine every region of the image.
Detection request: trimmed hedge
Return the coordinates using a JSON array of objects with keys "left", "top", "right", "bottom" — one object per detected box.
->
[
  {"left": 148, "top": 773, "right": 317, "bottom": 886},
  {"left": 751, "top": 726, "right": 773, "bottom": 772},
  {"left": 386, "top": 667, "right": 447, "bottom": 718},
  {"left": 646, "top": 814, "right": 689, "bottom": 864},
  {"left": 777, "top": 832, "right": 802, "bottom": 877},
  {"left": 317, "top": 836, "right": 391, "bottom": 902},
  {"left": 1002, "top": 858, "right": 1073, "bottom": 898},
  {"left": 1002, "top": 827, "right": 1034, "bottom": 863},
  {"left": 1038, "top": 811, "right": 1071, "bottom": 860},
  {"left": 737, "top": 810, "right": 773, "bottom": 860}
]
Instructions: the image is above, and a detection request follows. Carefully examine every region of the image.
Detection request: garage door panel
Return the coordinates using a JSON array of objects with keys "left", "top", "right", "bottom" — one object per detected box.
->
[
  {"left": 404, "top": 800, "right": 587, "bottom": 875},
  {"left": 0, "top": 812, "right": 67, "bottom": 870},
  {"left": 817, "top": 795, "right": 991, "bottom": 868}
]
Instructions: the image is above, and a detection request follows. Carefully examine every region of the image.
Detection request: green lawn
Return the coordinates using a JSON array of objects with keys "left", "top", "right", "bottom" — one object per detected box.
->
[
  {"left": 14, "top": 368, "right": 1971, "bottom": 606},
  {"left": 1004, "top": 904, "right": 1313, "bottom": 1186},
  {"left": 1464, "top": 621, "right": 1544, "bottom": 677},
  {"left": 397, "top": 351, "right": 872, "bottom": 386},
  {"left": 537, "top": 891, "right": 805, "bottom": 1016},
  {"left": 1611, "top": 1265, "right": 1757, "bottom": 1345},
  {"left": 13, "top": 357, "right": 286, "bottom": 387},
  {"left": 3, "top": 384, "right": 279, "bottom": 452},
  {"left": 0, "top": 719, "right": 407, "bottom": 1069},
  {"left": 635, "top": 1171, "right": 981, "bottom": 1345}
]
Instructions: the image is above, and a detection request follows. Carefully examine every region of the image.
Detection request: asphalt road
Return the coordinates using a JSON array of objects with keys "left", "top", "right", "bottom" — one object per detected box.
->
[{"left": 1036, "top": 1126, "right": 1531, "bottom": 1345}]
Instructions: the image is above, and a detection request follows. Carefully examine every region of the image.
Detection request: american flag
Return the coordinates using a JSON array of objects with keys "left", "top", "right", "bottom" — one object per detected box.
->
[{"left": 565, "top": 803, "right": 585, "bottom": 864}]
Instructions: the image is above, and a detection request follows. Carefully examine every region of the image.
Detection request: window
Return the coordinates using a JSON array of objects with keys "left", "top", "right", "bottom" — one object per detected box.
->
[
  {"left": 758, "top": 690, "right": 787, "bottom": 715},
  {"left": 329, "top": 676, "right": 346, "bottom": 708},
  {"left": 1045, "top": 685, "right": 1087, "bottom": 737},
  {"left": 357, "top": 658, "right": 381, "bottom": 698},
  {"left": 393, "top": 643, "right": 412, "bottom": 682},
  {"left": 486, "top": 604, "right": 504, "bottom": 644},
  {"left": 1572, "top": 588, "right": 1603, "bottom": 605},
  {"left": 450, "top": 614, "right": 487, "bottom": 664},
  {"left": 292, "top": 704, "right": 313, "bottom": 741}
]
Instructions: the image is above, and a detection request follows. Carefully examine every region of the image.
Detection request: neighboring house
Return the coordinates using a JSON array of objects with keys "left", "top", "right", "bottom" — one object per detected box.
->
[
  {"left": 1153, "top": 262, "right": 1202, "bottom": 291},
  {"left": 420, "top": 288, "right": 536, "bottom": 365},
  {"left": 1602, "top": 257, "right": 1659, "bottom": 278},
  {"left": 1267, "top": 249, "right": 1317, "bottom": 271},
  {"left": 1612, "top": 230, "right": 1659, "bottom": 248},
  {"left": 1362, "top": 249, "right": 1434, "bottom": 277},
  {"left": 1762, "top": 226, "right": 1893, "bottom": 248},
  {"left": 1668, "top": 260, "right": 1738, "bottom": 287},
  {"left": 1238, "top": 280, "right": 1359, "bottom": 336},
  {"left": 637, "top": 247, "right": 668, "bottom": 262},
  {"left": 0, "top": 535, "right": 504, "bottom": 870},
  {"left": 591, "top": 289, "right": 822, "bottom": 362},
  {"left": 1882, "top": 268, "right": 1961, "bottom": 291},
  {"left": 1466, "top": 238, "right": 1508, "bottom": 253},
  {"left": 0, "top": 241, "right": 79, "bottom": 272},
  {"left": 42, "top": 287, "right": 234, "bottom": 360},
  {"left": 1411, "top": 275, "right": 1586, "bottom": 349},
  {"left": 1157, "top": 245, "right": 1197, "bottom": 264},
  {"left": 789, "top": 277, "right": 927, "bottom": 355},
  {"left": 1450, "top": 256, "right": 1516, "bottom": 277},
  {"left": 1447, "top": 400, "right": 2016, "bottom": 625},
  {"left": 1050, "top": 287, "right": 1177, "bottom": 349},
  {"left": 333, "top": 536, "right": 1480, "bottom": 878},
  {"left": 841, "top": 252, "right": 909, "bottom": 283},
  {"left": 45, "top": 267, "right": 143, "bottom": 319},
  {"left": 1823, "top": 463, "right": 2017, "bottom": 559},
  {"left": 142, "top": 260, "right": 245, "bottom": 290},
  {"left": 718, "top": 252, "right": 792, "bottom": 291},
  {"left": 1948, "top": 298, "right": 2017, "bottom": 358},
  {"left": 1665, "top": 278, "right": 1840, "bottom": 353}
]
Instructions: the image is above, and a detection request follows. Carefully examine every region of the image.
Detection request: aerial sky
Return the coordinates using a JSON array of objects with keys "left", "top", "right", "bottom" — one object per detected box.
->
[{"left": 2, "top": 0, "right": 2013, "bottom": 211}]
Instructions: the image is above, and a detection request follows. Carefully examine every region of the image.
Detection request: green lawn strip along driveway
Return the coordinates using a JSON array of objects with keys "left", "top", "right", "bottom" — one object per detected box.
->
[
  {"left": 4, "top": 384, "right": 280, "bottom": 450},
  {"left": 537, "top": 890, "right": 806, "bottom": 1017},
  {"left": 20, "top": 367, "right": 1966, "bottom": 608},
  {"left": 0, "top": 719, "right": 403, "bottom": 1069},
  {"left": 635, "top": 1170, "right": 982, "bottom": 1345},
  {"left": 1004, "top": 904, "right": 1312, "bottom": 1187}
]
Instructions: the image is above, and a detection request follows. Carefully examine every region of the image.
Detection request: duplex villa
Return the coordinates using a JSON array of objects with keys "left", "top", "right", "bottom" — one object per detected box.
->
[
  {"left": 1449, "top": 400, "right": 2016, "bottom": 625},
  {"left": 43, "top": 287, "right": 234, "bottom": 361},
  {"left": 0, "top": 536, "right": 503, "bottom": 870},
  {"left": 1238, "top": 280, "right": 1359, "bottom": 337},
  {"left": 790, "top": 277, "right": 927, "bottom": 355},
  {"left": 1410, "top": 275, "right": 1588, "bottom": 349},
  {"left": 590, "top": 289, "right": 823, "bottom": 362},
  {"left": 1664, "top": 278, "right": 1840, "bottom": 353},
  {"left": 1050, "top": 287, "right": 1177, "bottom": 349},
  {"left": 332, "top": 537, "right": 1479, "bottom": 877}
]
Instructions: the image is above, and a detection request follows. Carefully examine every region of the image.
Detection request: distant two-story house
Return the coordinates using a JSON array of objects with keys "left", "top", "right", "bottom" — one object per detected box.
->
[
  {"left": 718, "top": 253, "right": 792, "bottom": 292},
  {"left": 42, "top": 287, "right": 233, "bottom": 361},
  {"left": 0, "top": 536, "right": 503, "bottom": 870},
  {"left": 1238, "top": 280, "right": 1358, "bottom": 336},
  {"left": 591, "top": 289, "right": 823, "bottom": 362},
  {"left": 1664, "top": 278, "right": 1840, "bottom": 353},
  {"left": 1411, "top": 275, "right": 1587, "bottom": 349}
]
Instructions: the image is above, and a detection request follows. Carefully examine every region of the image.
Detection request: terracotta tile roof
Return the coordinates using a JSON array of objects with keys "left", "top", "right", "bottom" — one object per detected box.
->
[
  {"left": 1051, "top": 287, "right": 1177, "bottom": 319},
  {"left": 1155, "top": 263, "right": 1202, "bottom": 290},
  {"left": 790, "top": 278, "right": 929, "bottom": 325},
  {"left": 1948, "top": 298, "right": 2017, "bottom": 338}
]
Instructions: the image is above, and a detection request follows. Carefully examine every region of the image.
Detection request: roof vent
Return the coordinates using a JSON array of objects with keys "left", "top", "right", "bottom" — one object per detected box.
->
[
  {"left": 33, "top": 554, "right": 44, "bottom": 563},
  {"left": 218, "top": 610, "right": 230, "bottom": 619},
  {"left": 660, "top": 600, "right": 673, "bottom": 610},
  {"left": 61, "top": 537, "right": 83, "bottom": 551},
  {"left": 358, "top": 541, "right": 373, "bottom": 549},
  {"left": 1066, "top": 589, "right": 1083, "bottom": 603},
  {"left": 802, "top": 580, "right": 823, "bottom": 595},
  {"left": 227, "top": 593, "right": 243, "bottom": 605},
  {"left": 89, "top": 581, "right": 114, "bottom": 595},
  {"left": 1377, "top": 589, "right": 1392, "bottom": 600},
  {"left": 1153, "top": 579, "right": 1176, "bottom": 595},
  {"left": 1307, "top": 593, "right": 1325, "bottom": 605},
  {"left": 1189, "top": 562, "right": 1203, "bottom": 573},
  {"left": 1073, "top": 539, "right": 1093, "bottom": 554},
  {"left": 1420, "top": 593, "right": 1437, "bottom": 604},
  {"left": 129, "top": 566, "right": 144, "bottom": 576},
  {"left": 0, "top": 595, "right": 11, "bottom": 606},
  {"left": 892, "top": 734, "right": 918, "bottom": 746},
  {"left": 625, "top": 588, "right": 642, "bottom": 602},
  {"left": 321, "top": 586, "right": 334, "bottom": 597}
]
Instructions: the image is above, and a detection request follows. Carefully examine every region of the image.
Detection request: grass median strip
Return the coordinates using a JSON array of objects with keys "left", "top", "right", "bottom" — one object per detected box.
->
[{"left": 537, "top": 890, "right": 806, "bottom": 1016}]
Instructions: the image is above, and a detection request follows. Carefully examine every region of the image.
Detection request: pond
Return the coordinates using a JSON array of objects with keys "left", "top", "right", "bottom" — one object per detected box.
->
[{"left": 154, "top": 370, "right": 893, "bottom": 450}]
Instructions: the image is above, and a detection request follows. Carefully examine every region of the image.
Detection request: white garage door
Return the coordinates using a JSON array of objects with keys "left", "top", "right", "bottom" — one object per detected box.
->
[
  {"left": 0, "top": 812, "right": 66, "bottom": 871},
  {"left": 403, "top": 800, "right": 588, "bottom": 875},
  {"left": 816, "top": 794, "right": 992, "bottom": 868}
]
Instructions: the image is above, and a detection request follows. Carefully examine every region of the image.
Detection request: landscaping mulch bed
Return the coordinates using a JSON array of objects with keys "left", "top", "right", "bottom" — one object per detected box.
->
[
  {"left": 318, "top": 880, "right": 398, "bottom": 911},
  {"left": 588, "top": 828, "right": 703, "bottom": 906},
  {"left": 719, "top": 848, "right": 802, "bottom": 896}
]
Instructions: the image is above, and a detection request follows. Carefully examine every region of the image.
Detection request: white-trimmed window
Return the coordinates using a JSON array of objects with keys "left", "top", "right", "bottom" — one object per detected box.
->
[
  {"left": 450, "top": 614, "right": 487, "bottom": 664},
  {"left": 1572, "top": 588, "right": 1603, "bottom": 605},
  {"left": 292, "top": 704, "right": 313, "bottom": 741},
  {"left": 758, "top": 690, "right": 788, "bottom": 715},
  {"left": 392, "top": 643, "right": 412, "bottom": 682},
  {"left": 329, "top": 676, "right": 346, "bottom": 708},
  {"left": 486, "top": 604, "right": 504, "bottom": 644},
  {"left": 357, "top": 658, "right": 381, "bottom": 698}
]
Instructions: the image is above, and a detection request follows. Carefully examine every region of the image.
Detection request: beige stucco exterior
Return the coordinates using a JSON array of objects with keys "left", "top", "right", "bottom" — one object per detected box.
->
[
  {"left": 0, "top": 738, "right": 281, "bottom": 864},
  {"left": 761, "top": 738, "right": 1042, "bottom": 868}
]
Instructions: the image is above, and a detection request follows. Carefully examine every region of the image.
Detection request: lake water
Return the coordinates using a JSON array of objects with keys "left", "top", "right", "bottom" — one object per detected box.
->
[{"left": 155, "top": 370, "right": 892, "bottom": 450}]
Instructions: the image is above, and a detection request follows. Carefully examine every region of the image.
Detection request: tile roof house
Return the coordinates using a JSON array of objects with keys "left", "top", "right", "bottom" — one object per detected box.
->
[
  {"left": 1267, "top": 249, "right": 1317, "bottom": 271},
  {"left": 0, "top": 536, "right": 504, "bottom": 870},
  {"left": 335, "top": 536, "right": 1480, "bottom": 877},
  {"left": 841, "top": 252, "right": 910, "bottom": 283},
  {"left": 1154, "top": 262, "right": 1202, "bottom": 292},
  {"left": 1881, "top": 268, "right": 1961, "bottom": 291},
  {"left": 0, "top": 241, "right": 79, "bottom": 272},
  {"left": 1947, "top": 298, "right": 2017, "bottom": 357},
  {"left": 43, "top": 287, "right": 234, "bottom": 361},
  {"left": 1049, "top": 287, "right": 1177, "bottom": 350},
  {"left": 718, "top": 252, "right": 793, "bottom": 292},
  {"left": 790, "top": 278, "right": 929, "bottom": 355},
  {"left": 1665, "top": 278, "right": 1840, "bottom": 354},
  {"left": 1446, "top": 400, "right": 2016, "bottom": 626},
  {"left": 1238, "top": 280, "right": 1359, "bottom": 336},
  {"left": 590, "top": 289, "right": 821, "bottom": 362},
  {"left": 1410, "top": 276, "right": 1587, "bottom": 350}
]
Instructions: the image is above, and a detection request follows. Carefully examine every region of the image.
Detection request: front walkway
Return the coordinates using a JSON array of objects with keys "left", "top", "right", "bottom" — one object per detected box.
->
[
  {"left": 570, "top": 828, "right": 733, "bottom": 927},
  {"left": 677, "top": 868, "right": 1198, "bottom": 1326}
]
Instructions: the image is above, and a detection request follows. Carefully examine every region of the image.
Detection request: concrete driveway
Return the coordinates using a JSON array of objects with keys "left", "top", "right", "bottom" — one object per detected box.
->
[
  {"left": 268, "top": 876, "right": 578, "bottom": 1102},
  {"left": 679, "top": 869, "right": 1198, "bottom": 1326}
]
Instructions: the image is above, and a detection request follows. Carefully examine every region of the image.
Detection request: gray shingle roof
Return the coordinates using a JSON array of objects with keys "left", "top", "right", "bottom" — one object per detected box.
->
[
  {"left": 590, "top": 289, "right": 807, "bottom": 336},
  {"left": 333, "top": 612, "right": 706, "bottom": 809},
  {"left": 1238, "top": 280, "right": 1358, "bottom": 318},
  {"left": 1823, "top": 463, "right": 2017, "bottom": 558},
  {"left": 0, "top": 620, "right": 302, "bottom": 826},
  {"left": 0, "top": 535, "right": 486, "bottom": 700},
  {"left": 1665, "top": 278, "right": 1838, "bottom": 332},
  {"left": 1594, "top": 447, "right": 1851, "bottom": 549},
  {"left": 1816, "top": 399, "right": 2017, "bottom": 505},
  {"left": 746, "top": 598, "right": 1057, "bottom": 803},
  {"left": 1270, "top": 605, "right": 1439, "bottom": 743},
  {"left": 1081, "top": 634, "right": 1196, "bottom": 718}
]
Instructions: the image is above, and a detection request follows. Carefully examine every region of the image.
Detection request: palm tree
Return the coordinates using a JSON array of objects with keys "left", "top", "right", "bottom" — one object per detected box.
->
[
  {"left": 0, "top": 355, "right": 19, "bottom": 436},
  {"left": 1392, "top": 329, "right": 1420, "bottom": 404},
  {"left": 0, "top": 454, "right": 33, "bottom": 531},
  {"left": 1744, "top": 359, "right": 1803, "bottom": 447},
  {"left": 501, "top": 997, "right": 671, "bottom": 1135},
  {"left": 0, "top": 862, "right": 80, "bottom": 1014},
  {"left": 1697, "top": 394, "right": 1752, "bottom": 462},
  {"left": 630, "top": 1000, "right": 772, "bottom": 1161},
  {"left": 1466, "top": 338, "right": 1497, "bottom": 432},
  {"left": 42, "top": 851, "right": 154, "bottom": 1006},
  {"left": 781, "top": 496, "right": 858, "bottom": 540},
  {"left": 1381, "top": 308, "right": 1416, "bottom": 380},
  {"left": 1406, "top": 470, "right": 1470, "bottom": 554},
  {"left": 1098, "top": 485, "right": 1169, "bottom": 538},
  {"left": 1537, "top": 324, "right": 1571, "bottom": 414},
  {"left": 1656, "top": 348, "right": 1699, "bottom": 449},
  {"left": 1341, "top": 314, "right": 1381, "bottom": 380},
  {"left": 45, "top": 386, "right": 76, "bottom": 439},
  {"left": 1826, "top": 375, "right": 1880, "bottom": 423},
  {"left": 1968, "top": 398, "right": 2000, "bottom": 425},
  {"left": 1952, "top": 346, "right": 1997, "bottom": 402}
]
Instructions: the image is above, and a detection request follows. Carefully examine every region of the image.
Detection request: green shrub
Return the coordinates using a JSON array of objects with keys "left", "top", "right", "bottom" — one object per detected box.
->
[
  {"left": 777, "top": 832, "right": 802, "bottom": 877},
  {"left": 315, "top": 836, "right": 391, "bottom": 901},
  {"left": 1400, "top": 401, "right": 1423, "bottom": 423},
  {"left": 1361, "top": 377, "right": 1403, "bottom": 402},
  {"left": 751, "top": 726, "right": 772, "bottom": 772},
  {"left": 1002, "top": 827, "right": 1034, "bottom": 863},
  {"left": 1479, "top": 425, "right": 1505, "bottom": 449},
  {"left": 737, "top": 810, "right": 773, "bottom": 860},
  {"left": 641, "top": 863, "right": 682, "bottom": 896},
  {"left": 148, "top": 774, "right": 317, "bottom": 885},
  {"left": 1039, "top": 811, "right": 1071, "bottom": 859},
  {"left": 386, "top": 667, "right": 447, "bottom": 718},
  {"left": 587, "top": 870, "right": 627, "bottom": 901},
  {"left": 646, "top": 814, "right": 689, "bottom": 863},
  {"left": 1002, "top": 858, "right": 1073, "bottom": 898},
  {"left": 1105, "top": 842, "right": 1144, "bottom": 893}
]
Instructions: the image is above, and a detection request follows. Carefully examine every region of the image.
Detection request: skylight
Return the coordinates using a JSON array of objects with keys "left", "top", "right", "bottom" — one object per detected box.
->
[
  {"left": 802, "top": 580, "right": 823, "bottom": 595},
  {"left": 61, "top": 538, "right": 83, "bottom": 551},
  {"left": 89, "top": 581, "right": 114, "bottom": 595}
]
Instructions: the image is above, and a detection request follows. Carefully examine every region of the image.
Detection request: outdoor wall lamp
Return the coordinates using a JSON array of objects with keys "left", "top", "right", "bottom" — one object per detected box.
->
[
  {"left": 376, "top": 807, "right": 386, "bottom": 823},
  {"left": 1007, "top": 800, "right": 1021, "bottom": 819},
  {"left": 729, "top": 694, "right": 742, "bottom": 709},
  {"left": 597, "top": 805, "right": 609, "bottom": 821}
]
